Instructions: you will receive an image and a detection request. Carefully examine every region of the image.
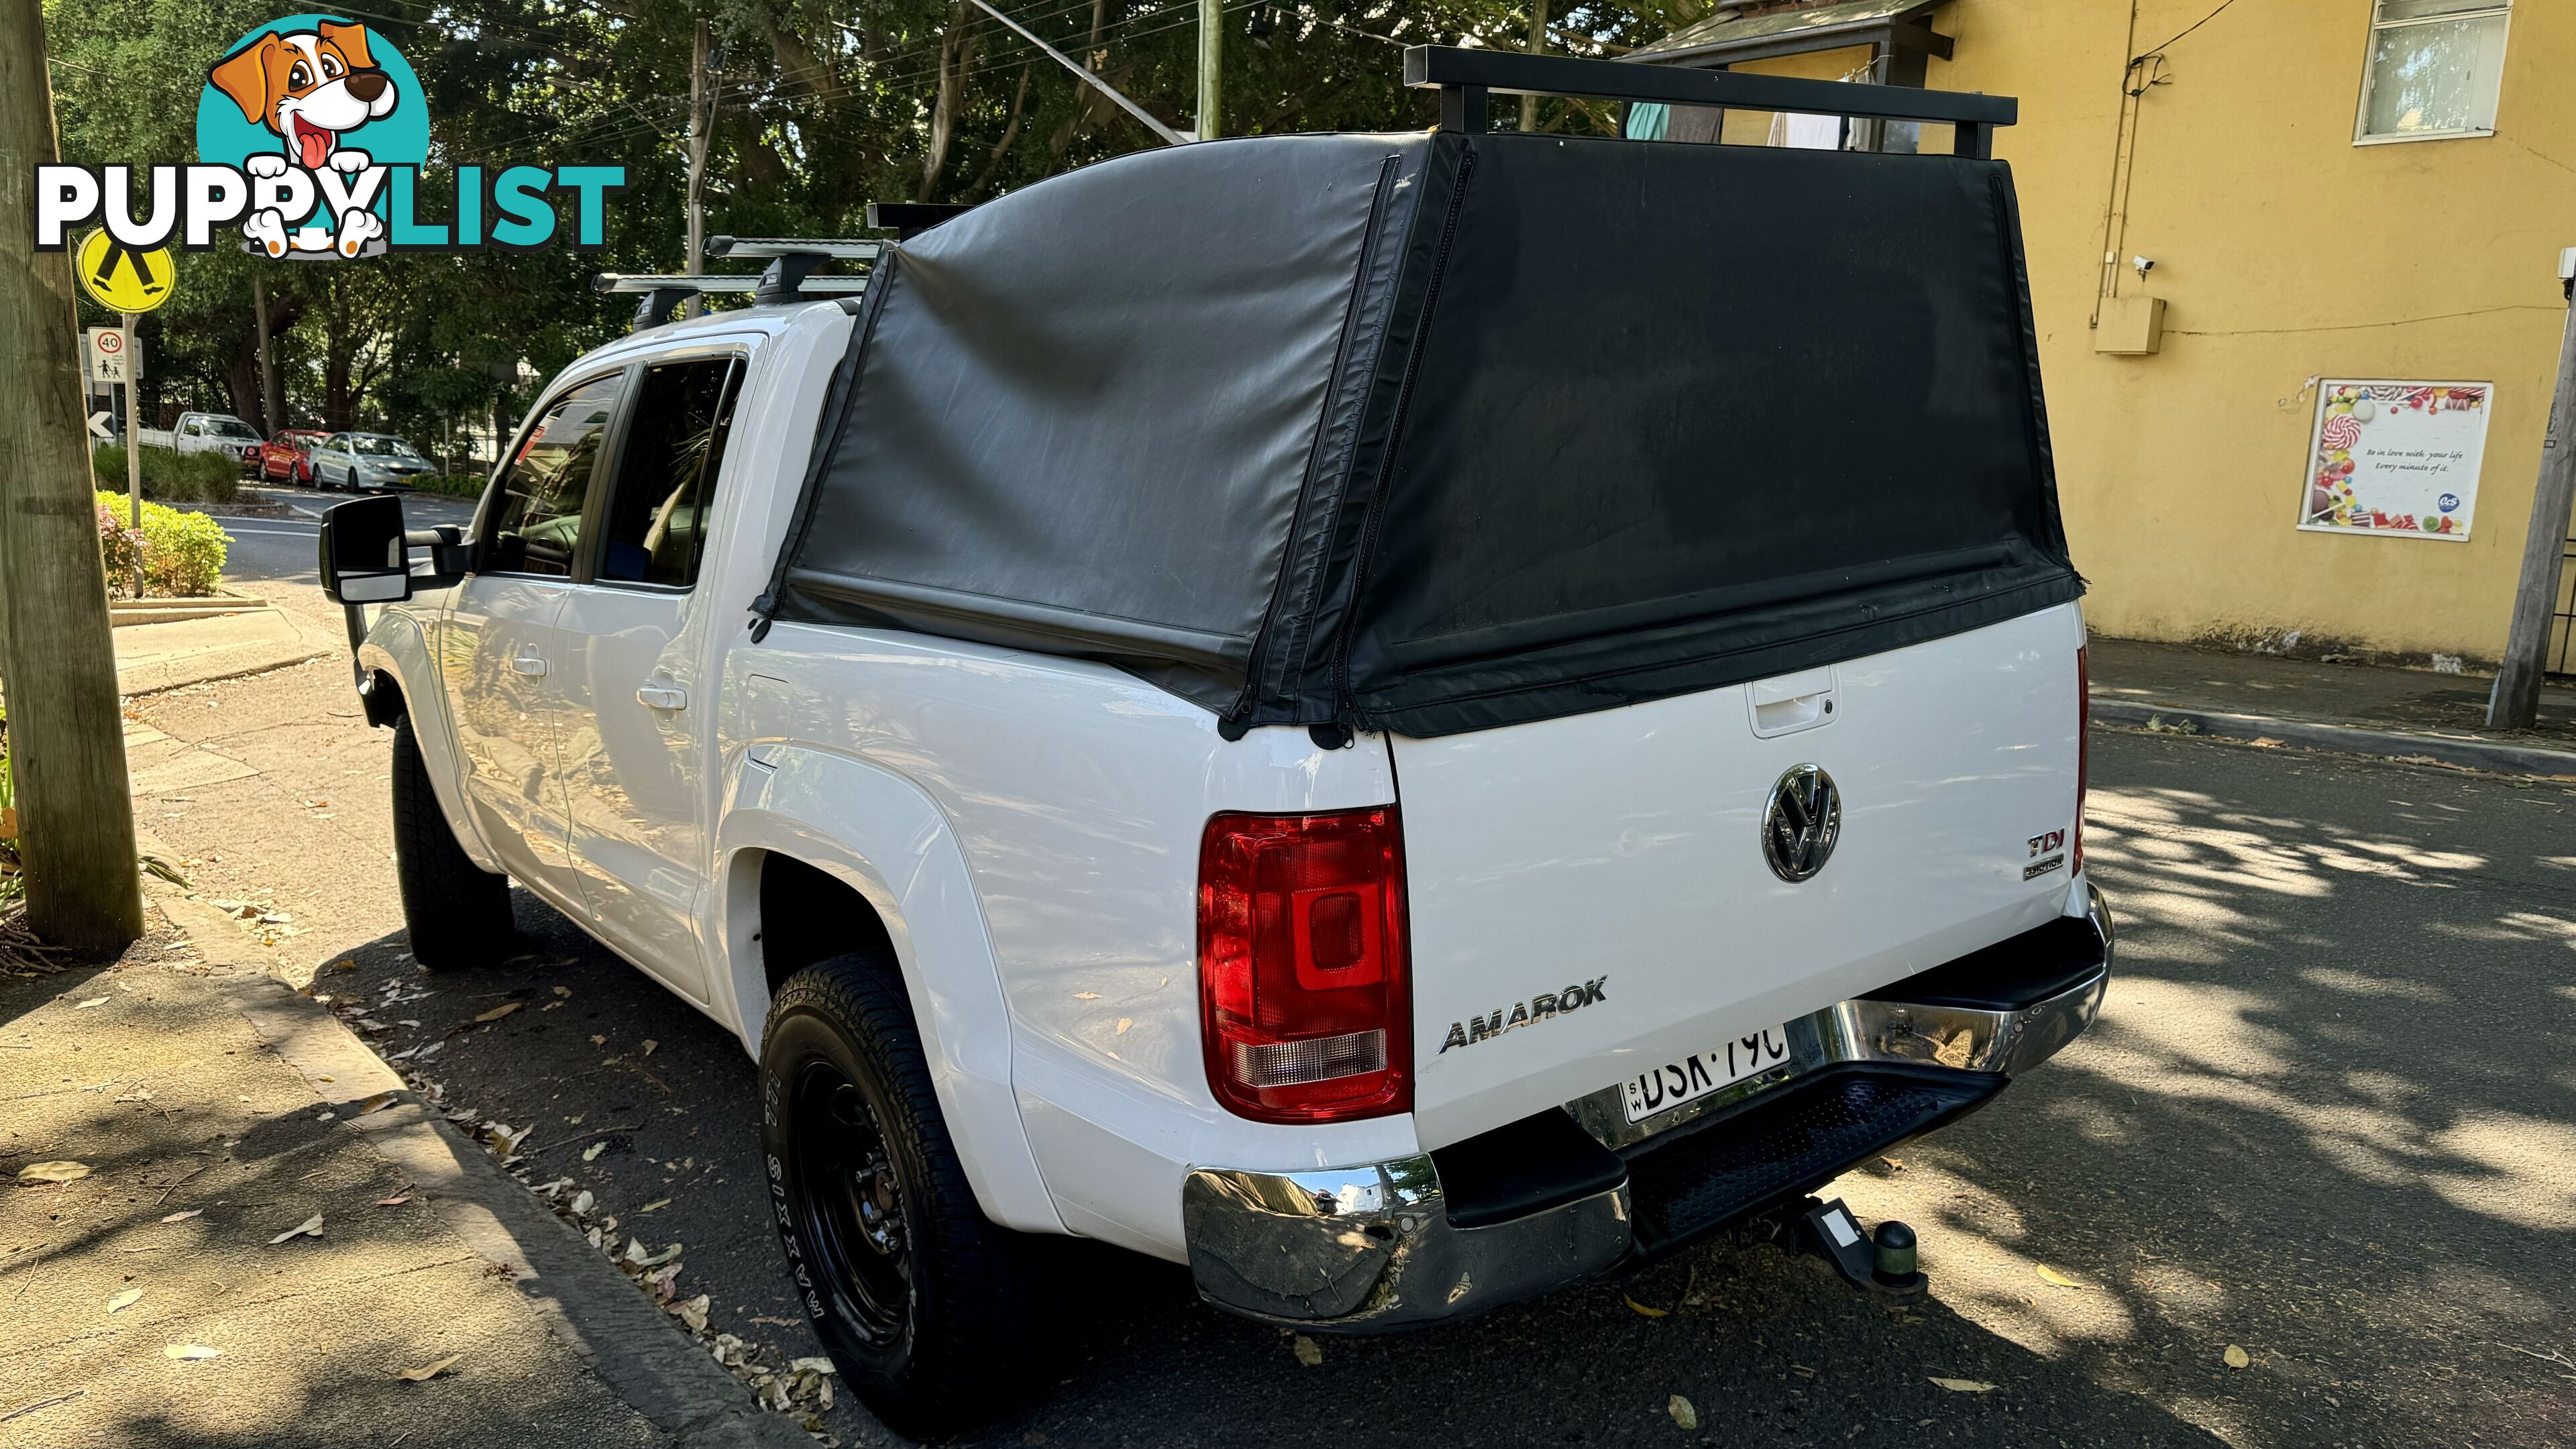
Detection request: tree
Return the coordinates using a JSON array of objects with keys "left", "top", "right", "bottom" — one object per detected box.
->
[{"left": 3, "top": 0, "right": 144, "bottom": 951}]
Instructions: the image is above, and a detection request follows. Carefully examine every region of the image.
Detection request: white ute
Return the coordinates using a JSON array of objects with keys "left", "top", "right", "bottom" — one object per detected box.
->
[{"left": 319, "top": 53, "right": 2109, "bottom": 1436}]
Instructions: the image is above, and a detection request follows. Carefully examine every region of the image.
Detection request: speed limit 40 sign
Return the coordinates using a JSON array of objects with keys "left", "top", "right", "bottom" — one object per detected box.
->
[{"left": 86, "top": 326, "right": 133, "bottom": 384}]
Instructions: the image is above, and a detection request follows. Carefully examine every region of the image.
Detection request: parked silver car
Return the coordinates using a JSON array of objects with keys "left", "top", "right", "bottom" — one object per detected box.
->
[{"left": 311, "top": 432, "right": 433, "bottom": 492}]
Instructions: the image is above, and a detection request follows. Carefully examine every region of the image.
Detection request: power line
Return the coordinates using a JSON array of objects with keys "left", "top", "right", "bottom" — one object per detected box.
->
[{"left": 2133, "top": 0, "right": 2241, "bottom": 61}]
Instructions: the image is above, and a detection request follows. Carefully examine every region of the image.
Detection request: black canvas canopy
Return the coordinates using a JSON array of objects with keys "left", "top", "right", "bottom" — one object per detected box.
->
[{"left": 757, "top": 121, "right": 2082, "bottom": 738}]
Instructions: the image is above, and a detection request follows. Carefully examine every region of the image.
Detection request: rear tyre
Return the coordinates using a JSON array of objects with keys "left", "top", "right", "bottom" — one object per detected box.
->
[
  {"left": 389, "top": 714, "right": 514, "bottom": 967},
  {"left": 760, "top": 956, "right": 1054, "bottom": 1438}
]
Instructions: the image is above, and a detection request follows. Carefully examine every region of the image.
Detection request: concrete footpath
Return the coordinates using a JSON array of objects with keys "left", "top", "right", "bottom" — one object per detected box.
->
[
  {"left": 0, "top": 866, "right": 814, "bottom": 1448},
  {"left": 2088, "top": 636, "right": 2576, "bottom": 777}
]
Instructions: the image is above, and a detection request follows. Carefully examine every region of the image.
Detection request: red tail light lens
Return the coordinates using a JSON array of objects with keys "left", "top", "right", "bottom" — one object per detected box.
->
[
  {"left": 1197, "top": 808, "right": 1411, "bottom": 1124},
  {"left": 2074, "top": 645, "right": 2090, "bottom": 877}
]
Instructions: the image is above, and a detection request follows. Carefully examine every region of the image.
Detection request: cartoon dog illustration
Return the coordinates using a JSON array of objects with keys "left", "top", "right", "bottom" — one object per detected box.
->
[{"left": 208, "top": 21, "right": 396, "bottom": 258}]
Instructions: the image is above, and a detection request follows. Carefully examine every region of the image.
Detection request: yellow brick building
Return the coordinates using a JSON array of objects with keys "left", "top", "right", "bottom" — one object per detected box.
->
[{"left": 1638, "top": 0, "right": 2573, "bottom": 669}]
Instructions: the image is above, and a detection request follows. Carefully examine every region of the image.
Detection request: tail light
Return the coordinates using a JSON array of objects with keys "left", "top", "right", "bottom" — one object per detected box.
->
[
  {"left": 1197, "top": 807, "right": 1411, "bottom": 1124},
  {"left": 2074, "top": 646, "right": 2090, "bottom": 877}
]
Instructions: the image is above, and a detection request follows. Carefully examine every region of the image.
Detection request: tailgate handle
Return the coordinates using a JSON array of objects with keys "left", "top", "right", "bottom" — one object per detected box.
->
[{"left": 1748, "top": 667, "right": 1836, "bottom": 738}]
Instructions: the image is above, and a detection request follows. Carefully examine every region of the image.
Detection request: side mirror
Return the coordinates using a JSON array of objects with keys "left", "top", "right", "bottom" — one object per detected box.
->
[{"left": 318, "top": 495, "right": 411, "bottom": 604}]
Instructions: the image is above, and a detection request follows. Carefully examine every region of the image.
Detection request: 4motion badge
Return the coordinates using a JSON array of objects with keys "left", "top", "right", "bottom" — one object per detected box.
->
[{"left": 1762, "top": 764, "right": 1840, "bottom": 882}]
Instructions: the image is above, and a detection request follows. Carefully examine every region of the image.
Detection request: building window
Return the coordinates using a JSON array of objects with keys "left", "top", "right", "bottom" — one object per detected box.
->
[{"left": 2356, "top": 0, "right": 2512, "bottom": 144}]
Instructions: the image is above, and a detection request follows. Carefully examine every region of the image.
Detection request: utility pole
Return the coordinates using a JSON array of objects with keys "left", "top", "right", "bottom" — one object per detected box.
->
[
  {"left": 1197, "top": 0, "right": 1220, "bottom": 141},
  {"left": 121, "top": 309, "right": 142, "bottom": 597},
  {"left": 252, "top": 272, "right": 280, "bottom": 435},
  {"left": 2488, "top": 252, "right": 2576, "bottom": 729},
  {"left": 683, "top": 18, "right": 710, "bottom": 318},
  {"left": 1519, "top": 0, "right": 1550, "bottom": 132},
  {"left": 0, "top": 0, "right": 145, "bottom": 952}
]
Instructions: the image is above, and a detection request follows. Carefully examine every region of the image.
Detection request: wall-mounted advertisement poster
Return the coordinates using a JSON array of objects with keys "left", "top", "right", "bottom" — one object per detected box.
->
[{"left": 2298, "top": 380, "right": 2493, "bottom": 541}]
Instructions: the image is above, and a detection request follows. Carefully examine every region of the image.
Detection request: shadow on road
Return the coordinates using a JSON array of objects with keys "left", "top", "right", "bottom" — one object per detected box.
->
[{"left": 209, "top": 732, "right": 2576, "bottom": 1448}]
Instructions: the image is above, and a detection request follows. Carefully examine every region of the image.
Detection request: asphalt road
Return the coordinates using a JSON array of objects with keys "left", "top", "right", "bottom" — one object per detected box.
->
[
  {"left": 133, "top": 606, "right": 2576, "bottom": 1448},
  {"left": 214, "top": 484, "right": 478, "bottom": 588}
]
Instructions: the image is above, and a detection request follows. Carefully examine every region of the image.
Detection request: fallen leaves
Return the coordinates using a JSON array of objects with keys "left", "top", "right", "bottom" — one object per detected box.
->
[
  {"left": 393, "top": 1354, "right": 462, "bottom": 1383},
  {"left": 472, "top": 1003, "right": 522, "bottom": 1025},
  {"left": 375, "top": 1195, "right": 411, "bottom": 1208},
  {"left": 2223, "top": 1344, "right": 2251, "bottom": 1370},
  {"left": 1668, "top": 1394, "right": 1698, "bottom": 1430},
  {"left": 1291, "top": 1334, "right": 1322, "bottom": 1366},
  {"left": 353, "top": 1091, "right": 402, "bottom": 1117},
  {"left": 74, "top": 997, "right": 109, "bottom": 1010},
  {"left": 2035, "top": 1265, "right": 2089, "bottom": 1289},
  {"left": 622, "top": 1238, "right": 684, "bottom": 1268},
  {"left": 640, "top": 1039, "right": 657, "bottom": 1057},
  {"left": 674, "top": 1293, "right": 711, "bottom": 1334},
  {"left": 1623, "top": 1295, "right": 1669, "bottom": 1318},
  {"left": 268, "top": 1214, "right": 324, "bottom": 1245},
  {"left": 163, "top": 1344, "right": 221, "bottom": 1361},
  {"left": 160, "top": 1209, "right": 203, "bottom": 1224},
  {"left": 582, "top": 1142, "right": 608, "bottom": 1163},
  {"left": 1928, "top": 1377, "right": 1997, "bottom": 1395},
  {"left": 107, "top": 1289, "right": 143, "bottom": 1313},
  {"left": 17, "top": 1161, "right": 91, "bottom": 1184},
  {"left": 639, "top": 1199, "right": 670, "bottom": 1214}
]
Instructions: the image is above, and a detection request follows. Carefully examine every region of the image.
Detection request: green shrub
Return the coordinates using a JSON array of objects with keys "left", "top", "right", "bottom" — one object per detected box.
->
[
  {"left": 89, "top": 444, "right": 242, "bottom": 504},
  {"left": 411, "top": 472, "right": 488, "bottom": 498},
  {"left": 95, "top": 491, "right": 230, "bottom": 598}
]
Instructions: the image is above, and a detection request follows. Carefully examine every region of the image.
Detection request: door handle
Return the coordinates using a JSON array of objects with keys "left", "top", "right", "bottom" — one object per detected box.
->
[
  {"left": 636, "top": 684, "right": 688, "bottom": 711},
  {"left": 510, "top": 654, "right": 548, "bottom": 677}
]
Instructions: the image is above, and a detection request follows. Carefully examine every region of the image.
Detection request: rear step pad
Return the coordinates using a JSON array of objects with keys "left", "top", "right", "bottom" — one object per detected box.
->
[{"left": 1623, "top": 1064, "right": 2002, "bottom": 1259}]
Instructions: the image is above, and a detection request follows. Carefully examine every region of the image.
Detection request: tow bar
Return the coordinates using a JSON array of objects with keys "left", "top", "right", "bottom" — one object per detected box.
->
[{"left": 1799, "top": 1197, "right": 1927, "bottom": 1307}]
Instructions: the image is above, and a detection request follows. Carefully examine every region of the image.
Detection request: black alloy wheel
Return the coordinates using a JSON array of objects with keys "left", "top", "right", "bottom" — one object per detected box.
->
[
  {"left": 786, "top": 1060, "right": 914, "bottom": 1342},
  {"left": 760, "top": 954, "right": 1053, "bottom": 1436}
]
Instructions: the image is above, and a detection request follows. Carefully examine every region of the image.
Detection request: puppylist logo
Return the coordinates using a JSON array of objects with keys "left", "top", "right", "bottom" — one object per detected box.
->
[{"left": 36, "top": 15, "right": 623, "bottom": 261}]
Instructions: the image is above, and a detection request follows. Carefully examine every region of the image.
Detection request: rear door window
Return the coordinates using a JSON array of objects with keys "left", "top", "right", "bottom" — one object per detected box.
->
[
  {"left": 592, "top": 358, "right": 742, "bottom": 589},
  {"left": 488, "top": 374, "right": 626, "bottom": 578}
]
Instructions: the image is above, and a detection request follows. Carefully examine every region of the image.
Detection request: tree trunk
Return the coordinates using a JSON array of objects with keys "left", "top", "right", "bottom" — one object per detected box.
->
[
  {"left": 0, "top": 0, "right": 144, "bottom": 951},
  {"left": 920, "top": 1, "right": 981, "bottom": 201},
  {"left": 322, "top": 276, "right": 355, "bottom": 429},
  {"left": 225, "top": 344, "right": 263, "bottom": 429},
  {"left": 1519, "top": 0, "right": 1549, "bottom": 133},
  {"left": 965, "top": 64, "right": 1033, "bottom": 197}
]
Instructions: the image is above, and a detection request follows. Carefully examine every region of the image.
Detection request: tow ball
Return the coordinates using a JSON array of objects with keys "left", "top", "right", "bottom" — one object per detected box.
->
[{"left": 1799, "top": 1197, "right": 1927, "bottom": 1307}]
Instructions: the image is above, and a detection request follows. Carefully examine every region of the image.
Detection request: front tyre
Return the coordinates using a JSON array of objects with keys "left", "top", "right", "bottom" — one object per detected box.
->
[
  {"left": 388, "top": 714, "right": 514, "bottom": 967},
  {"left": 760, "top": 957, "right": 1051, "bottom": 1437}
]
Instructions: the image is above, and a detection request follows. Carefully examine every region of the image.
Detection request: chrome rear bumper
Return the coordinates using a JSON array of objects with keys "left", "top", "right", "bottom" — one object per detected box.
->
[{"left": 1181, "top": 888, "right": 2113, "bottom": 1330}]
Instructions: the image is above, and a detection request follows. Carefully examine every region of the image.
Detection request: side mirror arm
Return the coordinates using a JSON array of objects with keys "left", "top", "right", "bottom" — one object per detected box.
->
[{"left": 406, "top": 526, "right": 476, "bottom": 587}]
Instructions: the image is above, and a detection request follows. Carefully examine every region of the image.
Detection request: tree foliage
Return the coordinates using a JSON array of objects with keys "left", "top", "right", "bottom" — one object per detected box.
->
[{"left": 42, "top": 0, "right": 1711, "bottom": 456}]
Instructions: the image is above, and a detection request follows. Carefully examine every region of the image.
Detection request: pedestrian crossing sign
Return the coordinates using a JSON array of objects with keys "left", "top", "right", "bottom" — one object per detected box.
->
[{"left": 74, "top": 228, "right": 175, "bottom": 314}]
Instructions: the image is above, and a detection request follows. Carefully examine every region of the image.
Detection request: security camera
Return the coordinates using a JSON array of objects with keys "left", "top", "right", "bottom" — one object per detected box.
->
[{"left": 2132, "top": 256, "right": 2156, "bottom": 276}]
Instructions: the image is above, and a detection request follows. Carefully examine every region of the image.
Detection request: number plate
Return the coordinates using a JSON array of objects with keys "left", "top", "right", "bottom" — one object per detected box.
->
[{"left": 1620, "top": 1026, "right": 1792, "bottom": 1125}]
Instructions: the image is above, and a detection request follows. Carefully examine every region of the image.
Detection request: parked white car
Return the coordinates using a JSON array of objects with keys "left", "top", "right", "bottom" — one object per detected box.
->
[
  {"left": 321, "top": 58, "right": 2103, "bottom": 1436},
  {"left": 171, "top": 411, "right": 264, "bottom": 472}
]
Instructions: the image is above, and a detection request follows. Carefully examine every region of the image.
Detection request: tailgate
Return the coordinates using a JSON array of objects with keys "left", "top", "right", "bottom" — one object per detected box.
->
[{"left": 1397, "top": 604, "right": 2086, "bottom": 1150}]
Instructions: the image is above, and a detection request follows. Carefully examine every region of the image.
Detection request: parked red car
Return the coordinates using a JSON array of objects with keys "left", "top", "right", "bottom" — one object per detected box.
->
[{"left": 259, "top": 428, "right": 332, "bottom": 484}]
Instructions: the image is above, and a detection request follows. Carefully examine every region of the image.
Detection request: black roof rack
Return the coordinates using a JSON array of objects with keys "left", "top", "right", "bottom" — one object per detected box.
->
[
  {"left": 1401, "top": 43, "right": 2014, "bottom": 157},
  {"left": 866, "top": 203, "right": 976, "bottom": 241},
  {"left": 596, "top": 233, "right": 883, "bottom": 328}
]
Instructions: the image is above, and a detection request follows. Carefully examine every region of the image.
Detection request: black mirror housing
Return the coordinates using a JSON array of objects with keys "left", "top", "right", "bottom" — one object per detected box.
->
[{"left": 318, "top": 496, "right": 412, "bottom": 605}]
